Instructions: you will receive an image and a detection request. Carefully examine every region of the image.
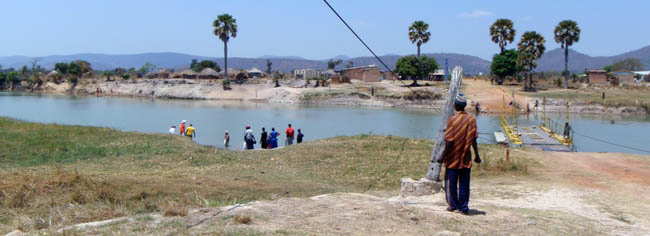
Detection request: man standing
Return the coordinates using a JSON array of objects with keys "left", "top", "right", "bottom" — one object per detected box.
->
[
  {"left": 185, "top": 124, "right": 196, "bottom": 140},
  {"left": 224, "top": 130, "right": 230, "bottom": 148},
  {"left": 437, "top": 94, "right": 481, "bottom": 215},
  {"left": 285, "top": 124, "right": 295, "bottom": 146},
  {"left": 297, "top": 129, "right": 304, "bottom": 144},
  {"left": 179, "top": 120, "right": 186, "bottom": 136},
  {"left": 244, "top": 125, "right": 255, "bottom": 150},
  {"left": 260, "top": 127, "right": 268, "bottom": 149}
]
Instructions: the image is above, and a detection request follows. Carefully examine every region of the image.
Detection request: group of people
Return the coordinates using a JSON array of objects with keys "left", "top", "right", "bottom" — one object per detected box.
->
[
  {"left": 240, "top": 123, "right": 304, "bottom": 150},
  {"left": 169, "top": 120, "right": 196, "bottom": 139}
]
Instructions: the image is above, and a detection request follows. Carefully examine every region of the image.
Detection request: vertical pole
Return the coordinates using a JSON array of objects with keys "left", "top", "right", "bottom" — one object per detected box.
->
[
  {"left": 426, "top": 66, "right": 463, "bottom": 182},
  {"left": 542, "top": 96, "right": 547, "bottom": 127}
]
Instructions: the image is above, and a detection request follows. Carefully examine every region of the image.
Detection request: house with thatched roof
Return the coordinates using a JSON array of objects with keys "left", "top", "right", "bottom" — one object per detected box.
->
[
  {"left": 146, "top": 68, "right": 171, "bottom": 79},
  {"left": 178, "top": 69, "right": 198, "bottom": 79},
  {"left": 199, "top": 68, "right": 219, "bottom": 79},
  {"left": 247, "top": 67, "right": 264, "bottom": 78}
]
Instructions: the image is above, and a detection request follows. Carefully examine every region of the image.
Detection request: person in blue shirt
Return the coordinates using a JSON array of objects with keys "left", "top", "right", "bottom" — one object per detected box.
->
[{"left": 269, "top": 127, "right": 279, "bottom": 149}]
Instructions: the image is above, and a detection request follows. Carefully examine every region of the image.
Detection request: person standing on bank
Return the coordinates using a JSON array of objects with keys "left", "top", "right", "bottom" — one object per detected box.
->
[
  {"left": 437, "top": 94, "right": 481, "bottom": 215},
  {"left": 285, "top": 124, "right": 295, "bottom": 146},
  {"left": 224, "top": 130, "right": 230, "bottom": 148},
  {"left": 185, "top": 124, "right": 196, "bottom": 140},
  {"left": 269, "top": 128, "right": 279, "bottom": 149},
  {"left": 297, "top": 129, "right": 304, "bottom": 144},
  {"left": 244, "top": 125, "right": 255, "bottom": 150},
  {"left": 260, "top": 127, "right": 268, "bottom": 149}
]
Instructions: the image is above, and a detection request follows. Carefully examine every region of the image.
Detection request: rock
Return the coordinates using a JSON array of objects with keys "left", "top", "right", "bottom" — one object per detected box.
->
[
  {"left": 528, "top": 221, "right": 537, "bottom": 225},
  {"left": 410, "top": 216, "right": 419, "bottom": 222},
  {"left": 435, "top": 230, "right": 461, "bottom": 236},
  {"left": 400, "top": 178, "right": 441, "bottom": 197}
]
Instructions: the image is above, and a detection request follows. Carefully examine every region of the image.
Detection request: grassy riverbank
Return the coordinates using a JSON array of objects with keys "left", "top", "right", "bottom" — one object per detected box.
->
[
  {"left": 0, "top": 118, "right": 530, "bottom": 233},
  {"left": 515, "top": 86, "right": 650, "bottom": 112}
]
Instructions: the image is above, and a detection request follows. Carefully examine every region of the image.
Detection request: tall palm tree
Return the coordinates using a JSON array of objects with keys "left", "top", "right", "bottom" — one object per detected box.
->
[
  {"left": 408, "top": 21, "right": 431, "bottom": 57},
  {"left": 490, "top": 19, "right": 516, "bottom": 54},
  {"left": 554, "top": 20, "right": 580, "bottom": 89},
  {"left": 517, "top": 31, "right": 546, "bottom": 91},
  {"left": 213, "top": 14, "right": 238, "bottom": 77}
]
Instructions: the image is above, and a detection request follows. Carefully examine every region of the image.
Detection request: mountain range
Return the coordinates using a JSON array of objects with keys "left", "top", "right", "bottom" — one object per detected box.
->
[{"left": 1, "top": 45, "right": 649, "bottom": 75}]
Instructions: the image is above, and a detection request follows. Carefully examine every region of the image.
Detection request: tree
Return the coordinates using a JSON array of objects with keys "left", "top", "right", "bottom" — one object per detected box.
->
[
  {"left": 192, "top": 60, "right": 220, "bottom": 72},
  {"left": 266, "top": 59, "right": 272, "bottom": 74},
  {"left": 7, "top": 71, "right": 21, "bottom": 89},
  {"left": 327, "top": 59, "right": 342, "bottom": 70},
  {"left": 190, "top": 59, "right": 198, "bottom": 70},
  {"left": 490, "top": 19, "right": 516, "bottom": 54},
  {"left": 608, "top": 58, "right": 643, "bottom": 71},
  {"left": 29, "top": 58, "right": 41, "bottom": 72},
  {"left": 394, "top": 55, "right": 439, "bottom": 86},
  {"left": 554, "top": 20, "right": 581, "bottom": 89},
  {"left": 408, "top": 21, "right": 431, "bottom": 57},
  {"left": 213, "top": 14, "right": 237, "bottom": 77},
  {"left": 491, "top": 49, "right": 520, "bottom": 84},
  {"left": 0, "top": 71, "right": 6, "bottom": 86},
  {"left": 345, "top": 61, "right": 354, "bottom": 68},
  {"left": 54, "top": 63, "right": 69, "bottom": 74},
  {"left": 517, "top": 31, "right": 546, "bottom": 91},
  {"left": 139, "top": 62, "right": 156, "bottom": 75}
]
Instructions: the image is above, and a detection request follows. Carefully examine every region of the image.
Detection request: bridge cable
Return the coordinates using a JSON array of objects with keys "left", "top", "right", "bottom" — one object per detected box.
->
[
  {"left": 322, "top": 0, "right": 425, "bottom": 98},
  {"left": 572, "top": 130, "right": 650, "bottom": 154}
]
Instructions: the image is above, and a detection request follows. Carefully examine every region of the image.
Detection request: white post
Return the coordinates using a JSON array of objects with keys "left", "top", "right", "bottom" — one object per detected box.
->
[{"left": 425, "top": 66, "right": 463, "bottom": 182}]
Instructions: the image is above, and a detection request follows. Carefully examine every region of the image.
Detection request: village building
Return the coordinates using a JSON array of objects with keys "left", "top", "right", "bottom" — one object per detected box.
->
[
  {"left": 341, "top": 64, "right": 382, "bottom": 82},
  {"left": 199, "top": 68, "right": 219, "bottom": 79},
  {"left": 294, "top": 69, "right": 320, "bottom": 80},
  {"left": 146, "top": 69, "right": 171, "bottom": 79},
  {"left": 382, "top": 71, "right": 398, "bottom": 80},
  {"left": 247, "top": 67, "right": 264, "bottom": 78},
  {"left": 218, "top": 68, "right": 239, "bottom": 77},
  {"left": 429, "top": 69, "right": 446, "bottom": 81},
  {"left": 633, "top": 71, "right": 650, "bottom": 82},
  {"left": 587, "top": 69, "right": 607, "bottom": 84},
  {"left": 610, "top": 71, "right": 635, "bottom": 84},
  {"left": 177, "top": 69, "right": 198, "bottom": 79}
]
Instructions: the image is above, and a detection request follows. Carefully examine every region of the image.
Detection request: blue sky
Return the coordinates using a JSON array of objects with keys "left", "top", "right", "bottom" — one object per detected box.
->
[{"left": 0, "top": 0, "right": 647, "bottom": 60}]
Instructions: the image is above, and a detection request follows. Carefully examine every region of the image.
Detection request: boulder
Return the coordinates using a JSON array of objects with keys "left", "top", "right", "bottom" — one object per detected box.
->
[{"left": 400, "top": 178, "right": 441, "bottom": 197}]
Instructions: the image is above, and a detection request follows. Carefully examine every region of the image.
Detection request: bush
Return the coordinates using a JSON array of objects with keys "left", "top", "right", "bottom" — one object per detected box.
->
[{"left": 223, "top": 78, "right": 231, "bottom": 90}]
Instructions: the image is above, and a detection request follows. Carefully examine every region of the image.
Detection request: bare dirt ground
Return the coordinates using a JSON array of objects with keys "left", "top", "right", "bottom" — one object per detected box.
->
[
  {"left": 462, "top": 79, "right": 531, "bottom": 114},
  {"left": 45, "top": 150, "right": 650, "bottom": 235}
]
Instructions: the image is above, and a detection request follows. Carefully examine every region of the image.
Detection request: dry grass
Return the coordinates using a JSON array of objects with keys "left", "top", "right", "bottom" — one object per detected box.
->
[{"left": 0, "top": 118, "right": 532, "bottom": 234}]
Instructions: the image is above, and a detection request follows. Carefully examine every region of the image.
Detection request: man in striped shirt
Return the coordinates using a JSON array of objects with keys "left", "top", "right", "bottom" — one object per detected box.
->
[{"left": 437, "top": 94, "right": 481, "bottom": 215}]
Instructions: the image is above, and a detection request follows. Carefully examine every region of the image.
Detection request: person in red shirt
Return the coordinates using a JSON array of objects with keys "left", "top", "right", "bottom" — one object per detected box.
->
[
  {"left": 179, "top": 120, "right": 186, "bottom": 136},
  {"left": 437, "top": 94, "right": 481, "bottom": 215},
  {"left": 285, "top": 124, "right": 295, "bottom": 146}
]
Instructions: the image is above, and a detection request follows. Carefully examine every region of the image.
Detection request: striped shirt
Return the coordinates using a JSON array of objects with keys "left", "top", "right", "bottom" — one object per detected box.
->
[{"left": 443, "top": 111, "right": 478, "bottom": 169}]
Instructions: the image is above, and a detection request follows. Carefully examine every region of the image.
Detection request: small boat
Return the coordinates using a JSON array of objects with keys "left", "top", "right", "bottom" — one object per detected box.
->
[{"left": 494, "top": 131, "right": 508, "bottom": 144}]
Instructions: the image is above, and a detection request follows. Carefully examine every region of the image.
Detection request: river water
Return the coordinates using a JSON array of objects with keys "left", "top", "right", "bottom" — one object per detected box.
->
[{"left": 1, "top": 92, "right": 649, "bottom": 154}]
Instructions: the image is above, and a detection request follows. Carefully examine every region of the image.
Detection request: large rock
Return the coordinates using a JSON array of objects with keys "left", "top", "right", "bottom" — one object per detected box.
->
[{"left": 400, "top": 178, "right": 441, "bottom": 197}]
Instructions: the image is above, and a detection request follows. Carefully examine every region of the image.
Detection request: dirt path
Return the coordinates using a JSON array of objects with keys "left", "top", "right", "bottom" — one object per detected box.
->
[{"left": 463, "top": 79, "right": 532, "bottom": 114}]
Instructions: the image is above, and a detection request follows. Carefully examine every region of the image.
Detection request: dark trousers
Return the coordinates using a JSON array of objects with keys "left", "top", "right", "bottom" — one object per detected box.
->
[{"left": 444, "top": 168, "right": 471, "bottom": 213}]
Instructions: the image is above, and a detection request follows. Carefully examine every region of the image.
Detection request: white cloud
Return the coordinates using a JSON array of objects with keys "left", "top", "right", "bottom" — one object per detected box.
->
[{"left": 458, "top": 10, "right": 494, "bottom": 19}]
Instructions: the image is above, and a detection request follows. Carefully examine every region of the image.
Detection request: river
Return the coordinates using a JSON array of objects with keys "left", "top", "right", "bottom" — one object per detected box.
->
[{"left": 1, "top": 92, "right": 649, "bottom": 154}]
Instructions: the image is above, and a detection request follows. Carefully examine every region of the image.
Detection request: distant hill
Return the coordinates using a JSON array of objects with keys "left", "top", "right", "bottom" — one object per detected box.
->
[
  {"left": 536, "top": 45, "right": 650, "bottom": 72},
  {"left": 2, "top": 45, "right": 648, "bottom": 75},
  {"left": 0, "top": 52, "right": 490, "bottom": 75}
]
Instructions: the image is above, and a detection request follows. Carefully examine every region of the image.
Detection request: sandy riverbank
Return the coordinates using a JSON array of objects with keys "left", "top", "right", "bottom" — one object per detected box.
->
[{"left": 20, "top": 78, "right": 448, "bottom": 110}]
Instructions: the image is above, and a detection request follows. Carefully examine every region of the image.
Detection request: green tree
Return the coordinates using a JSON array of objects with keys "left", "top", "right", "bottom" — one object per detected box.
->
[
  {"left": 192, "top": 60, "right": 220, "bottom": 72},
  {"left": 139, "top": 62, "right": 156, "bottom": 75},
  {"left": 490, "top": 19, "right": 516, "bottom": 54},
  {"left": 554, "top": 20, "right": 581, "bottom": 89},
  {"left": 266, "top": 59, "right": 272, "bottom": 74},
  {"left": 491, "top": 49, "right": 520, "bottom": 84},
  {"left": 213, "top": 14, "right": 238, "bottom": 77},
  {"left": 7, "top": 71, "right": 21, "bottom": 89},
  {"left": 517, "top": 31, "right": 546, "bottom": 91},
  {"left": 327, "top": 59, "right": 342, "bottom": 70},
  {"left": 54, "top": 63, "right": 69, "bottom": 74},
  {"left": 408, "top": 21, "right": 431, "bottom": 57},
  {"left": 345, "top": 61, "right": 354, "bottom": 68},
  {"left": 394, "top": 55, "right": 439, "bottom": 86},
  {"left": 73, "top": 60, "right": 92, "bottom": 75},
  {"left": 608, "top": 58, "right": 643, "bottom": 71},
  {"left": 190, "top": 59, "right": 198, "bottom": 71},
  {"left": 0, "top": 71, "right": 6, "bottom": 86}
]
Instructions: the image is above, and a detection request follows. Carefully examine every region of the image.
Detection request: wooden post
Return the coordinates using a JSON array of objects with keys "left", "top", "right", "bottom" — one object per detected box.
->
[
  {"left": 426, "top": 66, "right": 463, "bottom": 182},
  {"left": 506, "top": 149, "right": 510, "bottom": 161}
]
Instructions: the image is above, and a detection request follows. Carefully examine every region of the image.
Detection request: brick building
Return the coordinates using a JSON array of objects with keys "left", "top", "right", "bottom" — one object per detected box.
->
[
  {"left": 341, "top": 65, "right": 382, "bottom": 82},
  {"left": 587, "top": 69, "right": 607, "bottom": 84}
]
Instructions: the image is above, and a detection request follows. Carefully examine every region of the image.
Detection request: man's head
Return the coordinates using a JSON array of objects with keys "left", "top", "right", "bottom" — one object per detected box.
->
[
  {"left": 189, "top": 124, "right": 193, "bottom": 127},
  {"left": 288, "top": 124, "right": 292, "bottom": 128},
  {"left": 454, "top": 94, "right": 467, "bottom": 111},
  {"left": 246, "top": 125, "right": 251, "bottom": 129},
  {"left": 262, "top": 127, "right": 265, "bottom": 131},
  {"left": 298, "top": 129, "right": 301, "bottom": 132},
  {"left": 272, "top": 128, "right": 275, "bottom": 131}
]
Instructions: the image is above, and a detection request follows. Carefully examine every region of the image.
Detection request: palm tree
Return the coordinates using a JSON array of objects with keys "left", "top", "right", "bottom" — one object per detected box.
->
[
  {"left": 554, "top": 20, "right": 580, "bottom": 89},
  {"left": 408, "top": 21, "right": 431, "bottom": 57},
  {"left": 490, "top": 19, "right": 516, "bottom": 54},
  {"left": 213, "top": 14, "right": 238, "bottom": 77},
  {"left": 517, "top": 31, "right": 546, "bottom": 91}
]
